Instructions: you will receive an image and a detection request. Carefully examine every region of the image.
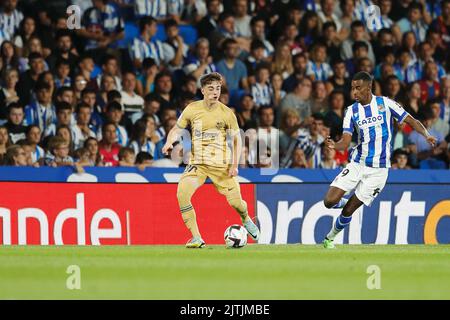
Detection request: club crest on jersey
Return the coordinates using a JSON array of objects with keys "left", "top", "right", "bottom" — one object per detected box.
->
[
  {"left": 378, "top": 104, "right": 385, "bottom": 112},
  {"left": 216, "top": 121, "right": 226, "bottom": 130}
]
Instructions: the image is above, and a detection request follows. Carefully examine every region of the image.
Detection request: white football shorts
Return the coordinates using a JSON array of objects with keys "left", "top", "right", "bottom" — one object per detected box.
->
[{"left": 330, "top": 161, "right": 389, "bottom": 206}]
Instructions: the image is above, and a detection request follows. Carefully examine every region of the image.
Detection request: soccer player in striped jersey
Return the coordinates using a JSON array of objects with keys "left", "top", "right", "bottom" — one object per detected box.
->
[{"left": 322, "top": 71, "right": 437, "bottom": 249}]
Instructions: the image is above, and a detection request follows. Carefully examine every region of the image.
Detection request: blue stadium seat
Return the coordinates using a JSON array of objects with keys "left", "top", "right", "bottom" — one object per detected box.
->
[
  {"left": 419, "top": 159, "right": 447, "bottom": 169},
  {"left": 116, "top": 22, "right": 139, "bottom": 48}
]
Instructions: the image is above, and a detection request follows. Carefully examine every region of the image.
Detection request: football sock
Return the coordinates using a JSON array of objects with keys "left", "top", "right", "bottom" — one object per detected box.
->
[
  {"left": 332, "top": 198, "right": 348, "bottom": 209},
  {"left": 228, "top": 197, "right": 249, "bottom": 223},
  {"left": 180, "top": 205, "right": 201, "bottom": 238},
  {"left": 326, "top": 214, "right": 352, "bottom": 241}
]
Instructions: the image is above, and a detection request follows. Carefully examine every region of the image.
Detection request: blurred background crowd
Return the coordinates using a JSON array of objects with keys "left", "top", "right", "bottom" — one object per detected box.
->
[{"left": 0, "top": 0, "right": 449, "bottom": 170}]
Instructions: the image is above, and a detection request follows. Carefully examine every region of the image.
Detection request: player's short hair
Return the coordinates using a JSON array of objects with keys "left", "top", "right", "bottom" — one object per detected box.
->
[
  {"left": 352, "top": 71, "right": 373, "bottom": 83},
  {"left": 200, "top": 72, "right": 223, "bottom": 88},
  {"left": 76, "top": 102, "right": 91, "bottom": 114},
  {"left": 7, "top": 102, "right": 23, "bottom": 113}
]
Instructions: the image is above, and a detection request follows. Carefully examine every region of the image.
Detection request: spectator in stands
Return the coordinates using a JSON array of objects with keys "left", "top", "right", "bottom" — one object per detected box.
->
[
  {"left": 250, "top": 16, "right": 274, "bottom": 59},
  {"left": 430, "top": 0, "right": 450, "bottom": 49},
  {"left": 280, "top": 22, "right": 303, "bottom": 57},
  {"left": 307, "top": 43, "right": 333, "bottom": 83},
  {"left": 118, "top": 147, "right": 136, "bottom": 167},
  {"left": 280, "top": 77, "right": 313, "bottom": 125},
  {"left": 428, "top": 99, "right": 450, "bottom": 139},
  {"left": 98, "top": 122, "right": 120, "bottom": 166},
  {"left": 279, "top": 108, "right": 302, "bottom": 159},
  {"left": 298, "top": 10, "right": 321, "bottom": 49},
  {"left": 150, "top": 70, "right": 177, "bottom": 110},
  {"left": 84, "top": 136, "right": 103, "bottom": 166},
  {"left": 24, "top": 81, "right": 56, "bottom": 132},
  {"left": 183, "top": 38, "right": 216, "bottom": 85},
  {"left": 197, "top": 0, "right": 221, "bottom": 39},
  {"left": 97, "top": 74, "right": 117, "bottom": 110},
  {"left": 4, "top": 102, "right": 25, "bottom": 144},
  {"left": 326, "top": 59, "right": 351, "bottom": 103},
  {"left": 151, "top": 141, "right": 183, "bottom": 167},
  {"left": 311, "top": 81, "right": 328, "bottom": 114},
  {"left": 296, "top": 113, "right": 326, "bottom": 168},
  {"left": 121, "top": 71, "right": 144, "bottom": 118},
  {"left": 408, "top": 106, "right": 448, "bottom": 169},
  {"left": 282, "top": 53, "right": 308, "bottom": 93},
  {"left": 270, "top": 72, "right": 286, "bottom": 109},
  {"left": 130, "top": 16, "right": 169, "bottom": 70},
  {"left": 216, "top": 38, "right": 249, "bottom": 92},
  {"left": 438, "top": 78, "right": 450, "bottom": 127},
  {"left": 391, "top": 148, "right": 412, "bottom": 170},
  {"left": 101, "top": 101, "right": 128, "bottom": 147},
  {"left": 45, "top": 135, "right": 83, "bottom": 173},
  {"left": 418, "top": 61, "right": 441, "bottom": 104},
  {"left": 324, "top": 90, "right": 345, "bottom": 138},
  {"left": 81, "top": 88, "right": 103, "bottom": 133},
  {"left": 137, "top": 57, "right": 158, "bottom": 96},
  {"left": 46, "top": 29, "right": 78, "bottom": 71},
  {"left": 163, "top": 19, "right": 189, "bottom": 71},
  {"left": 131, "top": 94, "right": 161, "bottom": 125},
  {"left": 134, "top": 0, "right": 168, "bottom": 21},
  {"left": 135, "top": 151, "right": 153, "bottom": 169},
  {"left": 0, "top": 0, "right": 24, "bottom": 40},
  {"left": 383, "top": 75, "right": 404, "bottom": 102},
  {"left": 416, "top": 41, "right": 446, "bottom": 79},
  {"left": 13, "top": 16, "right": 36, "bottom": 58},
  {"left": 4, "top": 145, "right": 27, "bottom": 166},
  {"left": 271, "top": 41, "right": 293, "bottom": 80},
  {"left": 346, "top": 41, "right": 370, "bottom": 78},
  {"left": 253, "top": 106, "right": 279, "bottom": 168},
  {"left": 290, "top": 148, "right": 309, "bottom": 168},
  {"left": 72, "top": 103, "right": 96, "bottom": 150},
  {"left": 1, "top": 40, "right": 19, "bottom": 73},
  {"left": 237, "top": 93, "right": 257, "bottom": 130},
  {"left": 25, "top": 124, "right": 44, "bottom": 164},
  {"left": 0, "top": 125, "right": 10, "bottom": 162},
  {"left": 340, "top": 20, "right": 376, "bottom": 65},
  {"left": 321, "top": 21, "right": 341, "bottom": 65},
  {"left": 318, "top": 0, "right": 347, "bottom": 41},
  {"left": 92, "top": 55, "right": 122, "bottom": 91},
  {"left": 78, "top": 0, "right": 124, "bottom": 63},
  {"left": 0, "top": 68, "right": 19, "bottom": 121},
  {"left": 54, "top": 58, "right": 71, "bottom": 89},
  {"left": 318, "top": 142, "right": 339, "bottom": 169},
  {"left": 44, "top": 101, "right": 72, "bottom": 138},
  {"left": 17, "top": 52, "right": 45, "bottom": 106},
  {"left": 245, "top": 39, "right": 267, "bottom": 84},
  {"left": 74, "top": 147, "right": 93, "bottom": 167},
  {"left": 130, "top": 117, "right": 159, "bottom": 158},
  {"left": 251, "top": 63, "right": 272, "bottom": 108},
  {"left": 209, "top": 12, "right": 250, "bottom": 57},
  {"left": 154, "top": 116, "right": 178, "bottom": 159},
  {"left": 72, "top": 74, "right": 88, "bottom": 104},
  {"left": 56, "top": 124, "right": 75, "bottom": 156},
  {"left": 393, "top": 2, "right": 428, "bottom": 44}
]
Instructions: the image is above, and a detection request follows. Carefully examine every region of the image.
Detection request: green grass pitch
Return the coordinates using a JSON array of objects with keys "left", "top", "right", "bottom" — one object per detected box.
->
[{"left": 0, "top": 245, "right": 449, "bottom": 299}]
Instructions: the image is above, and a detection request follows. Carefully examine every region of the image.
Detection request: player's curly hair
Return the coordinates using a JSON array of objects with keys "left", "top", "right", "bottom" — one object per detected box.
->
[{"left": 200, "top": 72, "right": 223, "bottom": 87}]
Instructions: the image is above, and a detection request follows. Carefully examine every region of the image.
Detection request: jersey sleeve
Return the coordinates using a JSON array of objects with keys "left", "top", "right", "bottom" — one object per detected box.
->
[
  {"left": 228, "top": 110, "right": 240, "bottom": 136},
  {"left": 385, "top": 97, "right": 409, "bottom": 123},
  {"left": 342, "top": 106, "right": 354, "bottom": 135},
  {"left": 177, "top": 106, "right": 192, "bottom": 129}
]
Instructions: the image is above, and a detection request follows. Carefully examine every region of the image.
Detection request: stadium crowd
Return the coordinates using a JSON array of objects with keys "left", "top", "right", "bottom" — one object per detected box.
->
[{"left": 0, "top": 0, "right": 449, "bottom": 170}]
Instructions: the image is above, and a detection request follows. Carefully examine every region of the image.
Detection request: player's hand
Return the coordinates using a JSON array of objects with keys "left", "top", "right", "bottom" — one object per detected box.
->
[
  {"left": 426, "top": 135, "right": 437, "bottom": 148},
  {"left": 228, "top": 165, "right": 239, "bottom": 177},
  {"left": 325, "top": 136, "right": 335, "bottom": 150},
  {"left": 162, "top": 143, "right": 173, "bottom": 155}
]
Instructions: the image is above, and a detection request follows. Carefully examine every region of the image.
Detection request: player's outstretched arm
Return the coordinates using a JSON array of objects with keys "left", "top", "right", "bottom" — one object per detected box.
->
[
  {"left": 403, "top": 115, "right": 437, "bottom": 147},
  {"left": 325, "top": 133, "right": 352, "bottom": 151},
  {"left": 162, "top": 125, "right": 184, "bottom": 155}
]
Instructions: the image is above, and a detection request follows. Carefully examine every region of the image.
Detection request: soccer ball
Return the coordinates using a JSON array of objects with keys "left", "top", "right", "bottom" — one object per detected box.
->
[{"left": 224, "top": 224, "right": 248, "bottom": 248}]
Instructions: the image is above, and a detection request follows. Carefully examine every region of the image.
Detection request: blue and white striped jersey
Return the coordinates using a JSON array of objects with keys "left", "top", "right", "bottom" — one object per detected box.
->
[
  {"left": 343, "top": 95, "right": 409, "bottom": 168},
  {"left": 129, "top": 36, "right": 167, "bottom": 66},
  {"left": 134, "top": 0, "right": 168, "bottom": 19},
  {"left": 0, "top": 9, "right": 23, "bottom": 39}
]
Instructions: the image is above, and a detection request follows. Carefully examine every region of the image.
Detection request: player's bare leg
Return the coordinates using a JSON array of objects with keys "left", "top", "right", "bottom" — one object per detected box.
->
[
  {"left": 323, "top": 186, "right": 349, "bottom": 210},
  {"left": 323, "top": 194, "right": 364, "bottom": 249},
  {"left": 177, "top": 174, "right": 206, "bottom": 248}
]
